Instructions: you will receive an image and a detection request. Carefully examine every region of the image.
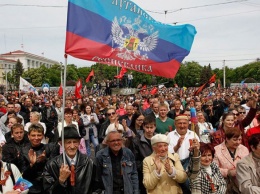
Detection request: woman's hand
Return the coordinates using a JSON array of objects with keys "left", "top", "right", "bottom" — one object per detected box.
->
[
  {"left": 5, "top": 191, "right": 21, "bottom": 194},
  {"left": 153, "top": 153, "right": 162, "bottom": 174},
  {"left": 165, "top": 158, "right": 173, "bottom": 175},
  {"left": 28, "top": 149, "right": 37, "bottom": 166}
]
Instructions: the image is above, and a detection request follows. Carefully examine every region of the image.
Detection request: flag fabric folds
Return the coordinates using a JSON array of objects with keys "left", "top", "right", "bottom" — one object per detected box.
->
[
  {"left": 58, "top": 84, "right": 63, "bottom": 96},
  {"left": 74, "top": 79, "right": 82, "bottom": 99},
  {"left": 194, "top": 74, "right": 216, "bottom": 96},
  {"left": 114, "top": 67, "right": 127, "bottom": 79},
  {"left": 65, "top": 0, "right": 196, "bottom": 78},
  {"left": 19, "top": 77, "right": 38, "bottom": 95},
  {"left": 86, "top": 69, "right": 95, "bottom": 82}
]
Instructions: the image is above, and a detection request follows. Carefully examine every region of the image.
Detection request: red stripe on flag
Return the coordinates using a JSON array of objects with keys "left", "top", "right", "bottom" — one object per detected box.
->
[{"left": 65, "top": 32, "right": 180, "bottom": 78}]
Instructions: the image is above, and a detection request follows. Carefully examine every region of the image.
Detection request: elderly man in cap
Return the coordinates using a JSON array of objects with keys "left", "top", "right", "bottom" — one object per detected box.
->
[
  {"left": 167, "top": 114, "right": 200, "bottom": 194},
  {"left": 143, "top": 134, "right": 187, "bottom": 194},
  {"left": 43, "top": 125, "right": 95, "bottom": 194}
]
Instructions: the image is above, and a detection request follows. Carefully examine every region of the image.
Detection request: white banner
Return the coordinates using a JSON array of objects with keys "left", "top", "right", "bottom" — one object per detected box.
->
[{"left": 19, "top": 77, "right": 38, "bottom": 95}]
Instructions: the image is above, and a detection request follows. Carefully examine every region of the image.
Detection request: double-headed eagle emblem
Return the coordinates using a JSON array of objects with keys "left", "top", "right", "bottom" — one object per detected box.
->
[{"left": 111, "top": 16, "right": 158, "bottom": 61}]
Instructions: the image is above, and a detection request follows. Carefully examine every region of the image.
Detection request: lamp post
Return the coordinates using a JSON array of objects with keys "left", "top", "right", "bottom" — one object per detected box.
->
[
  {"left": 60, "top": 62, "right": 63, "bottom": 86},
  {"left": 5, "top": 69, "right": 8, "bottom": 93}
]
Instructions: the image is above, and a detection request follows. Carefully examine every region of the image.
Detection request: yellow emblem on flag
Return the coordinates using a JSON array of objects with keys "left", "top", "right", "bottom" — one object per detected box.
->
[{"left": 124, "top": 37, "right": 140, "bottom": 51}]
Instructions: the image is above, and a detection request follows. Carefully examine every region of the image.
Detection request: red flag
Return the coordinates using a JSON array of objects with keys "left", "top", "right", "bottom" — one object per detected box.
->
[
  {"left": 74, "top": 79, "right": 82, "bottom": 99},
  {"left": 150, "top": 87, "right": 158, "bottom": 95},
  {"left": 208, "top": 74, "right": 216, "bottom": 84},
  {"left": 86, "top": 69, "right": 94, "bottom": 82},
  {"left": 194, "top": 74, "right": 216, "bottom": 96},
  {"left": 114, "top": 67, "right": 127, "bottom": 79},
  {"left": 58, "top": 84, "right": 63, "bottom": 96}
]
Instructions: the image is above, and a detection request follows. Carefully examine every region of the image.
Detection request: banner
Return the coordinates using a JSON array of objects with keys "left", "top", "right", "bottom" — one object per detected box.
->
[
  {"left": 65, "top": 0, "right": 196, "bottom": 78},
  {"left": 19, "top": 77, "right": 38, "bottom": 95}
]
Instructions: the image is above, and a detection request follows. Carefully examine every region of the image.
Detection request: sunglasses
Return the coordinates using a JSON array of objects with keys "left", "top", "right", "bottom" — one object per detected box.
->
[
  {"left": 239, "top": 112, "right": 246, "bottom": 114},
  {"left": 233, "top": 113, "right": 239, "bottom": 116},
  {"left": 107, "top": 112, "right": 116, "bottom": 116}
]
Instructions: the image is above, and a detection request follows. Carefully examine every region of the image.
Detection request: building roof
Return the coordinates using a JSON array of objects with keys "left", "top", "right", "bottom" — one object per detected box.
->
[
  {"left": 0, "top": 57, "right": 17, "bottom": 63},
  {"left": 0, "top": 50, "right": 59, "bottom": 64}
]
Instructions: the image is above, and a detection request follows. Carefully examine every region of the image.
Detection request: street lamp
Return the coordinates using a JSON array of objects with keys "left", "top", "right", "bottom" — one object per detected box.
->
[
  {"left": 5, "top": 69, "right": 8, "bottom": 93},
  {"left": 60, "top": 62, "right": 64, "bottom": 86}
]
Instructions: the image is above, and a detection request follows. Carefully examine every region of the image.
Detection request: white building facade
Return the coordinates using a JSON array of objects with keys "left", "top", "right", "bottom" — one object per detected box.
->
[{"left": 0, "top": 50, "right": 59, "bottom": 71}]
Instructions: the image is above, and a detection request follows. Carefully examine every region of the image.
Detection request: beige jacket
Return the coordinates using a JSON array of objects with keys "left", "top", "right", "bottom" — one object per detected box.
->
[
  {"left": 143, "top": 152, "right": 187, "bottom": 194},
  {"left": 237, "top": 152, "right": 260, "bottom": 194}
]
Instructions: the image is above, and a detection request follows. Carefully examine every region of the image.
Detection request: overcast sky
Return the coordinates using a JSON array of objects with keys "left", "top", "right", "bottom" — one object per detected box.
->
[{"left": 0, "top": 0, "right": 259, "bottom": 70}]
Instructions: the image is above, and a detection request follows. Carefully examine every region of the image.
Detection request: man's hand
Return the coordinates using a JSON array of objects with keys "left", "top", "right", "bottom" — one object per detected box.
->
[
  {"left": 59, "top": 164, "right": 71, "bottom": 184},
  {"left": 174, "top": 137, "right": 184, "bottom": 152},
  {"left": 28, "top": 149, "right": 37, "bottom": 165}
]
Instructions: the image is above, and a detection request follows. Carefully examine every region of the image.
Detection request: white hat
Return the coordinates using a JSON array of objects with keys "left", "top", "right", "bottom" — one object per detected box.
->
[
  {"left": 105, "top": 123, "right": 124, "bottom": 135},
  {"left": 151, "top": 134, "right": 169, "bottom": 145}
]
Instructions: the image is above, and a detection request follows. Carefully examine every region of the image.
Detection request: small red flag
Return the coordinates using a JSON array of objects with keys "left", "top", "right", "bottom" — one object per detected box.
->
[
  {"left": 86, "top": 69, "right": 94, "bottom": 83},
  {"left": 150, "top": 87, "right": 158, "bottom": 95},
  {"left": 194, "top": 74, "right": 216, "bottom": 96},
  {"left": 114, "top": 67, "right": 127, "bottom": 79},
  {"left": 58, "top": 84, "right": 63, "bottom": 96},
  {"left": 208, "top": 74, "right": 216, "bottom": 84},
  {"left": 74, "top": 79, "right": 82, "bottom": 99}
]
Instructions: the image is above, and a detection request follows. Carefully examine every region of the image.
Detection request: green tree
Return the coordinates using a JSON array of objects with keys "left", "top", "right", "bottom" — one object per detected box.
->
[{"left": 14, "top": 59, "right": 24, "bottom": 89}]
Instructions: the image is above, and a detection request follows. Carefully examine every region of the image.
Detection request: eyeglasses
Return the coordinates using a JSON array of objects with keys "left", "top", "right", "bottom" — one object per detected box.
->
[
  {"left": 107, "top": 112, "right": 116, "bottom": 116},
  {"left": 239, "top": 112, "right": 246, "bottom": 114},
  {"left": 233, "top": 113, "right": 239, "bottom": 116},
  {"left": 109, "top": 139, "right": 122, "bottom": 143},
  {"left": 136, "top": 119, "right": 144, "bottom": 122}
]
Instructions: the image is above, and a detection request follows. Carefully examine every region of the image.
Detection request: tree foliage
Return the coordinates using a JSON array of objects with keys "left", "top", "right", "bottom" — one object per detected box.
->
[{"left": 6, "top": 60, "right": 258, "bottom": 88}]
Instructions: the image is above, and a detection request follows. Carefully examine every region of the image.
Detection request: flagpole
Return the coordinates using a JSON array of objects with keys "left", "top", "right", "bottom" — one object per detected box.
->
[
  {"left": 223, "top": 60, "right": 226, "bottom": 88},
  {"left": 61, "top": 54, "right": 67, "bottom": 164}
]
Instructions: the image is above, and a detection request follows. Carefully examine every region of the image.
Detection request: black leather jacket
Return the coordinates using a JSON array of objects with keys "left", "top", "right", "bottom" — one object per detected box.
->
[
  {"left": 21, "top": 143, "right": 59, "bottom": 193},
  {"left": 2, "top": 137, "right": 29, "bottom": 172},
  {"left": 43, "top": 151, "right": 95, "bottom": 194}
]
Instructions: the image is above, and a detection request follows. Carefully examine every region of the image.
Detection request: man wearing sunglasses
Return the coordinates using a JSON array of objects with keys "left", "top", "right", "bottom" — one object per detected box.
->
[{"left": 95, "top": 131, "right": 139, "bottom": 194}]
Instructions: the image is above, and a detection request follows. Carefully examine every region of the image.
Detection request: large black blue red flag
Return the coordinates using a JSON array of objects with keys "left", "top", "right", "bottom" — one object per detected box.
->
[{"left": 65, "top": 0, "right": 196, "bottom": 78}]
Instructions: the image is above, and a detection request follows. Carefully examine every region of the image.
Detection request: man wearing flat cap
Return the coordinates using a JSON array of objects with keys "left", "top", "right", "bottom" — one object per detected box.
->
[
  {"left": 143, "top": 134, "right": 187, "bottom": 194},
  {"left": 43, "top": 125, "right": 95, "bottom": 194},
  {"left": 167, "top": 114, "right": 200, "bottom": 194}
]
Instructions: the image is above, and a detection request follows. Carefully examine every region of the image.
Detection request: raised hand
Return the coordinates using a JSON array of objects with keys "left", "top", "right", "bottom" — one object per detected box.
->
[
  {"left": 153, "top": 153, "right": 162, "bottom": 174},
  {"left": 164, "top": 157, "right": 173, "bottom": 175},
  {"left": 28, "top": 149, "right": 37, "bottom": 165},
  {"left": 37, "top": 150, "right": 46, "bottom": 163}
]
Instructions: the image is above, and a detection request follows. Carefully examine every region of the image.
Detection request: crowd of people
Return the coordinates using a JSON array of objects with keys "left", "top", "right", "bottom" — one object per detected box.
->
[{"left": 0, "top": 84, "right": 259, "bottom": 194}]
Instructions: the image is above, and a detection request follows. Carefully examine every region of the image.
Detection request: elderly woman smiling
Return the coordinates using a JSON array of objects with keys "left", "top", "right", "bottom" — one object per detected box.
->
[{"left": 143, "top": 134, "right": 187, "bottom": 194}]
